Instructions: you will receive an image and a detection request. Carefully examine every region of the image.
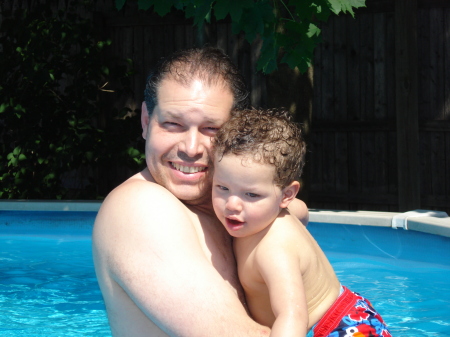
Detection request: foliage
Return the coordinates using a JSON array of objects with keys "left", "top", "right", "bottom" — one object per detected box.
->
[
  {"left": 0, "top": 1, "right": 143, "bottom": 199},
  {"left": 117, "top": 0, "right": 365, "bottom": 73}
]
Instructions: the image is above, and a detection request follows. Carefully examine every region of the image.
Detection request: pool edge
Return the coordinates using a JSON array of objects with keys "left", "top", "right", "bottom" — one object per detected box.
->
[
  {"left": 309, "top": 209, "right": 450, "bottom": 238},
  {"left": 0, "top": 200, "right": 102, "bottom": 212},
  {"left": 1, "top": 201, "right": 449, "bottom": 238}
]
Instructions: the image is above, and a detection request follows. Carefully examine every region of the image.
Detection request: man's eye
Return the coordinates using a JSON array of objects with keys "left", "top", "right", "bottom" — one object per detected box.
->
[
  {"left": 204, "top": 127, "right": 220, "bottom": 135},
  {"left": 164, "top": 122, "right": 180, "bottom": 127}
]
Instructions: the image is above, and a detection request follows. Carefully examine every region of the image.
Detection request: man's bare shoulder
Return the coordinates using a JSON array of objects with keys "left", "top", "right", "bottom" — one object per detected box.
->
[
  {"left": 93, "top": 170, "right": 197, "bottom": 249},
  {"left": 104, "top": 170, "right": 184, "bottom": 212}
]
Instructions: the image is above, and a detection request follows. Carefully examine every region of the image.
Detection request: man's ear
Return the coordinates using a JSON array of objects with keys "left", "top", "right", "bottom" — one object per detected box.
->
[
  {"left": 280, "top": 181, "right": 300, "bottom": 208},
  {"left": 141, "top": 101, "right": 150, "bottom": 139}
]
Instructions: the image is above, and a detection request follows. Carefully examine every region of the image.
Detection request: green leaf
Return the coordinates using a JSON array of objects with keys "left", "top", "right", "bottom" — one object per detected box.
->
[
  {"left": 307, "top": 23, "right": 321, "bottom": 38},
  {"left": 8, "top": 157, "right": 18, "bottom": 167},
  {"left": 127, "top": 147, "right": 140, "bottom": 157},
  {"left": 138, "top": 0, "right": 153, "bottom": 10},
  {"left": 187, "top": 0, "right": 214, "bottom": 26},
  {"left": 0, "top": 103, "right": 8, "bottom": 113},
  {"left": 257, "top": 36, "right": 278, "bottom": 72},
  {"left": 44, "top": 173, "right": 56, "bottom": 182},
  {"left": 328, "top": 0, "right": 365, "bottom": 16},
  {"left": 102, "top": 66, "right": 110, "bottom": 75},
  {"left": 214, "top": 0, "right": 254, "bottom": 22},
  {"left": 233, "top": 1, "right": 274, "bottom": 42},
  {"left": 153, "top": 0, "right": 175, "bottom": 16},
  {"left": 116, "top": 0, "right": 126, "bottom": 10}
]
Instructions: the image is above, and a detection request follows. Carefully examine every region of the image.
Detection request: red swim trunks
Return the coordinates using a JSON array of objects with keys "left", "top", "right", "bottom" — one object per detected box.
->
[{"left": 307, "top": 286, "right": 392, "bottom": 337}]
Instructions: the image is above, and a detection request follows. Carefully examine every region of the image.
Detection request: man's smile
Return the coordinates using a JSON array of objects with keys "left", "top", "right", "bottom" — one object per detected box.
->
[{"left": 170, "top": 162, "right": 207, "bottom": 174}]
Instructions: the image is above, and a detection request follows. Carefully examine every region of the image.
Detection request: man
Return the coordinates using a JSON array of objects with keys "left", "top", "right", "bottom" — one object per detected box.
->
[{"left": 92, "top": 47, "right": 309, "bottom": 337}]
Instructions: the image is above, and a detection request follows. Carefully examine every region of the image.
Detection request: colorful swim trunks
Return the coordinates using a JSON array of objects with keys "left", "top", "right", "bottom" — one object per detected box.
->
[{"left": 307, "top": 286, "right": 392, "bottom": 337}]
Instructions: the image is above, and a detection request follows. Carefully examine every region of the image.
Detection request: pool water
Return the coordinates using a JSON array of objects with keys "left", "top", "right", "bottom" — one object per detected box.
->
[
  {"left": 1, "top": 211, "right": 449, "bottom": 336},
  {"left": 0, "top": 211, "right": 109, "bottom": 337},
  {"left": 309, "top": 223, "right": 450, "bottom": 336}
]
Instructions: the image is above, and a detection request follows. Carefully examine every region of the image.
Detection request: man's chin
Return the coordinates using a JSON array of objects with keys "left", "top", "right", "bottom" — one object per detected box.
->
[{"left": 170, "top": 186, "right": 211, "bottom": 206}]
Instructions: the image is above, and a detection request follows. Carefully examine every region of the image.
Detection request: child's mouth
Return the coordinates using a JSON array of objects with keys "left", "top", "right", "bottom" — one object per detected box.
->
[{"left": 226, "top": 218, "right": 245, "bottom": 231}]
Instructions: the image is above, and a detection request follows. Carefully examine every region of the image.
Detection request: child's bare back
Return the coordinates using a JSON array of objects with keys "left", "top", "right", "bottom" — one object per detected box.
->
[{"left": 234, "top": 210, "right": 341, "bottom": 333}]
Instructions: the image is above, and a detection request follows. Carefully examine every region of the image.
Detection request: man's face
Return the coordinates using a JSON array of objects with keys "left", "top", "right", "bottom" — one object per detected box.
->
[{"left": 141, "top": 77, "right": 234, "bottom": 206}]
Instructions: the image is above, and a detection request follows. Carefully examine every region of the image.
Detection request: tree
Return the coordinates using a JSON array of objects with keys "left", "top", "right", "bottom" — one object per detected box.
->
[
  {"left": 116, "top": 0, "right": 365, "bottom": 73},
  {"left": 0, "top": 1, "right": 143, "bottom": 199}
]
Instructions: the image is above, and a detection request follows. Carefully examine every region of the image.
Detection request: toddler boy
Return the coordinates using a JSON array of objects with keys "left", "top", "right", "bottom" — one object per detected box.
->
[{"left": 212, "top": 108, "right": 391, "bottom": 337}]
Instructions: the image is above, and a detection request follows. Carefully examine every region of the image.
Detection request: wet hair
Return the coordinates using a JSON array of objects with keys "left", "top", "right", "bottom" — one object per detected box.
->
[
  {"left": 213, "top": 108, "right": 306, "bottom": 188},
  {"left": 144, "top": 47, "right": 250, "bottom": 115}
]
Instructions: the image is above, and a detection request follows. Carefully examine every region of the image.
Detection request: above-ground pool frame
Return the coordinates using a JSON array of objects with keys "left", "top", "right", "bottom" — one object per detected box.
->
[{"left": 1, "top": 200, "right": 449, "bottom": 237}]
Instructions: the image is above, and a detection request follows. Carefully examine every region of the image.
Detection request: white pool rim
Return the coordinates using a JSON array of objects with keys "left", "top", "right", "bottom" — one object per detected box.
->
[{"left": 1, "top": 200, "right": 449, "bottom": 238}]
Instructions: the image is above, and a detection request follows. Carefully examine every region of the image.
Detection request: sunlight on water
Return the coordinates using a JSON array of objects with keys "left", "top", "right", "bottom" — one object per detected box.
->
[
  {"left": 1, "top": 213, "right": 449, "bottom": 336},
  {"left": 0, "top": 236, "right": 110, "bottom": 337}
]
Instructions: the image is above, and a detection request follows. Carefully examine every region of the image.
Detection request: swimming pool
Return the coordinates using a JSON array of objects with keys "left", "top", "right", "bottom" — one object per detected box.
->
[{"left": 1, "top": 205, "right": 449, "bottom": 336}]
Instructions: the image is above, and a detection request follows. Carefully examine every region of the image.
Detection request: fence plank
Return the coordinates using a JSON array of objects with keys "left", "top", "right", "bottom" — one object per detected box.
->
[
  {"left": 334, "top": 132, "right": 349, "bottom": 193},
  {"left": 446, "top": 132, "right": 450, "bottom": 200},
  {"left": 429, "top": 7, "right": 445, "bottom": 120},
  {"left": 431, "top": 132, "right": 446, "bottom": 196},
  {"left": 395, "top": 0, "right": 421, "bottom": 211},
  {"left": 418, "top": 9, "right": 431, "bottom": 120},
  {"left": 348, "top": 132, "right": 362, "bottom": 194},
  {"left": 445, "top": 9, "right": 450, "bottom": 119},
  {"left": 333, "top": 13, "right": 347, "bottom": 121},
  {"left": 320, "top": 19, "right": 334, "bottom": 121},
  {"left": 360, "top": 12, "right": 375, "bottom": 121},
  {"left": 346, "top": 15, "right": 360, "bottom": 122},
  {"left": 373, "top": 12, "right": 387, "bottom": 120},
  {"left": 386, "top": 11, "right": 396, "bottom": 121}
]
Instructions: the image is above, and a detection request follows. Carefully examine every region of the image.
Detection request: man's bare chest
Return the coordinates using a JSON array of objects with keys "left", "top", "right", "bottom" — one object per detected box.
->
[{"left": 191, "top": 213, "right": 245, "bottom": 298}]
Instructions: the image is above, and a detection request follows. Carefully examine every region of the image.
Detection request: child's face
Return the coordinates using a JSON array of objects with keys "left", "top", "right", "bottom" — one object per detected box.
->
[{"left": 212, "top": 154, "right": 289, "bottom": 238}]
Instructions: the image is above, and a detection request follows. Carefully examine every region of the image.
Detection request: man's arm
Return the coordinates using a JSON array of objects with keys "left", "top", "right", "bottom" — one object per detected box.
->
[
  {"left": 288, "top": 198, "right": 309, "bottom": 226},
  {"left": 93, "top": 180, "right": 270, "bottom": 337}
]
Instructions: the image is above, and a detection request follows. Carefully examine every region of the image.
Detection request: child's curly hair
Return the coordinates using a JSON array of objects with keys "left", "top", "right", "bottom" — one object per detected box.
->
[{"left": 213, "top": 108, "right": 306, "bottom": 188}]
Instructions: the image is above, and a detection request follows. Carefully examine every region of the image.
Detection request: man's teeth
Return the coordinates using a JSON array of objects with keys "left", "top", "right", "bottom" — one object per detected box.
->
[{"left": 171, "top": 162, "right": 206, "bottom": 173}]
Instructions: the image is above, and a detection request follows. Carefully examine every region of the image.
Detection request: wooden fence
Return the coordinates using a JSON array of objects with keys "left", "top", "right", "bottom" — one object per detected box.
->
[
  {"left": 1, "top": 0, "right": 449, "bottom": 213},
  {"left": 310, "top": 0, "right": 450, "bottom": 213}
]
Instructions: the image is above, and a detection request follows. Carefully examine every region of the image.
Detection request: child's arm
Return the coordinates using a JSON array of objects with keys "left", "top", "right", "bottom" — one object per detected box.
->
[{"left": 255, "top": 240, "right": 309, "bottom": 337}]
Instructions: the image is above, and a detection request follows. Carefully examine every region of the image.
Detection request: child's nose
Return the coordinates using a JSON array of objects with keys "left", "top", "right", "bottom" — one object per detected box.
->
[{"left": 226, "top": 196, "right": 242, "bottom": 212}]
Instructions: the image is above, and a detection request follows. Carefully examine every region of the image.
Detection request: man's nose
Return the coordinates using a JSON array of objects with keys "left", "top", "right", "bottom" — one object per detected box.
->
[
  {"left": 181, "top": 130, "right": 205, "bottom": 157},
  {"left": 226, "top": 196, "right": 242, "bottom": 212}
]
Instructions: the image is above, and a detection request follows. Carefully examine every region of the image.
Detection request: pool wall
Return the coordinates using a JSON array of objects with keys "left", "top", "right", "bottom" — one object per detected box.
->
[{"left": 1, "top": 200, "right": 449, "bottom": 237}]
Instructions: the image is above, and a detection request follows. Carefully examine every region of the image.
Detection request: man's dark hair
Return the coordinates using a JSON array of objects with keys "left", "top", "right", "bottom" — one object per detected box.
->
[
  {"left": 213, "top": 108, "right": 306, "bottom": 188},
  {"left": 144, "top": 47, "right": 250, "bottom": 115}
]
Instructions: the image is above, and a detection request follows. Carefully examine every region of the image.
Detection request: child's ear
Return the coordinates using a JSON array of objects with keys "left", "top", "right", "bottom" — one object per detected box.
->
[{"left": 280, "top": 181, "right": 300, "bottom": 208}]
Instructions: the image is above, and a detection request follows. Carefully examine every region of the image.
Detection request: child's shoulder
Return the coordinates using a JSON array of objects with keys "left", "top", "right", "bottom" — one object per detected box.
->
[{"left": 258, "top": 211, "right": 309, "bottom": 249}]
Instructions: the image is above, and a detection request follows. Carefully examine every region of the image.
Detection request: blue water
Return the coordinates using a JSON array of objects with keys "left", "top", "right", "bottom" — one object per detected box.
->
[
  {"left": 1, "top": 211, "right": 450, "bottom": 336},
  {"left": 0, "top": 211, "right": 109, "bottom": 336}
]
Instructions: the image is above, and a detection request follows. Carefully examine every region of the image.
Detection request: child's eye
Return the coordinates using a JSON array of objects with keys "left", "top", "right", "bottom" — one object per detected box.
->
[
  {"left": 217, "top": 185, "right": 228, "bottom": 191},
  {"left": 246, "top": 192, "right": 259, "bottom": 198}
]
